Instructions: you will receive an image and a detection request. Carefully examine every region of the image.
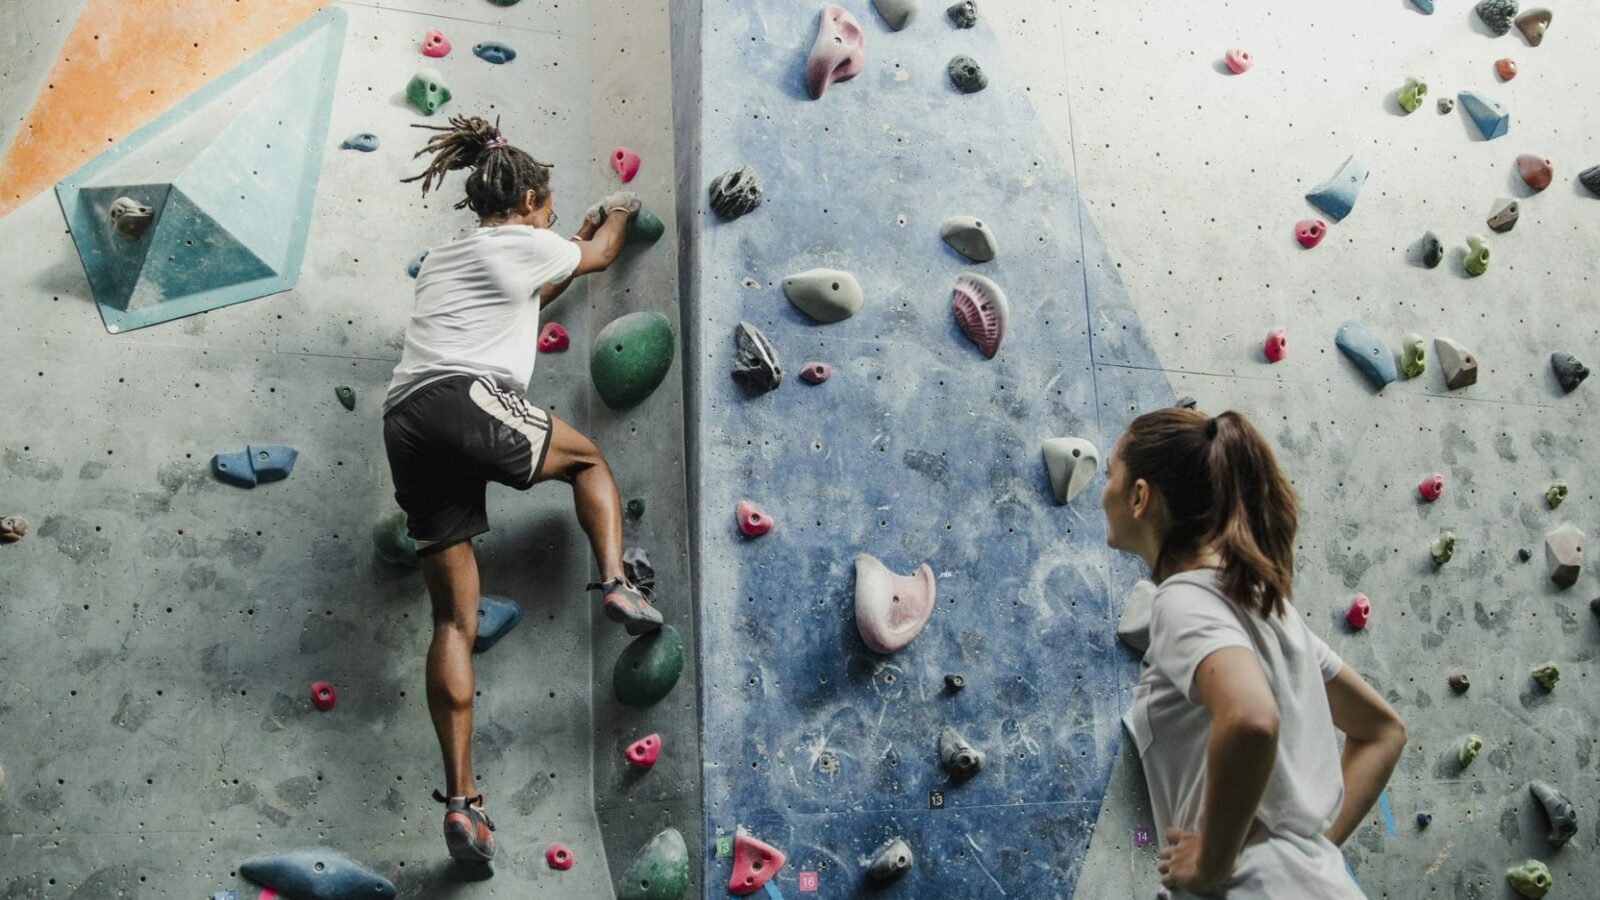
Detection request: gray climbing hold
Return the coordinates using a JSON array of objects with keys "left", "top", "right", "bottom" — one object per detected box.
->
[
  {"left": 212, "top": 445, "right": 298, "bottom": 488},
  {"left": 1305, "top": 155, "right": 1368, "bottom": 222},
  {"left": 1434, "top": 337, "right": 1478, "bottom": 389},
  {"left": 1545, "top": 481, "right": 1568, "bottom": 508},
  {"left": 938, "top": 726, "right": 984, "bottom": 778},
  {"left": 709, "top": 165, "right": 764, "bottom": 219},
  {"left": 1582, "top": 165, "right": 1600, "bottom": 197},
  {"left": 873, "top": 0, "right": 919, "bottom": 30},
  {"left": 240, "top": 848, "right": 396, "bottom": 899},
  {"left": 1487, "top": 198, "right": 1519, "bottom": 233},
  {"left": 947, "top": 55, "right": 988, "bottom": 93},
  {"left": 1416, "top": 812, "right": 1433, "bottom": 828},
  {"left": 1042, "top": 437, "right": 1099, "bottom": 504},
  {"left": 1551, "top": 352, "right": 1589, "bottom": 392},
  {"left": 939, "top": 216, "right": 997, "bottom": 262},
  {"left": 1544, "top": 523, "right": 1583, "bottom": 587},
  {"left": 783, "top": 268, "right": 863, "bottom": 323},
  {"left": 1459, "top": 91, "right": 1510, "bottom": 140},
  {"left": 1530, "top": 781, "right": 1578, "bottom": 848},
  {"left": 340, "top": 133, "right": 379, "bottom": 152},
  {"left": 947, "top": 0, "right": 978, "bottom": 28},
  {"left": 732, "top": 321, "right": 783, "bottom": 393},
  {"left": 1437, "top": 96, "right": 1454, "bottom": 115},
  {"left": 1448, "top": 670, "right": 1470, "bottom": 693},
  {"left": 1420, "top": 232, "right": 1444, "bottom": 268},
  {"left": 109, "top": 196, "right": 154, "bottom": 241},
  {"left": 865, "top": 838, "right": 913, "bottom": 886},
  {"left": 335, "top": 386, "right": 356, "bottom": 410},
  {"left": 1117, "top": 580, "right": 1156, "bottom": 652},
  {"left": 1334, "top": 320, "right": 1398, "bottom": 390},
  {"left": 1476, "top": 0, "right": 1517, "bottom": 36},
  {"left": 1515, "top": 8, "right": 1552, "bottom": 45},
  {"left": 1431, "top": 531, "right": 1457, "bottom": 567},
  {"left": 1174, "top": 396, "right": 1197, "bottom": 409},
  {"left": 0, "top": 515, "right": 27, "bottom": 544}
]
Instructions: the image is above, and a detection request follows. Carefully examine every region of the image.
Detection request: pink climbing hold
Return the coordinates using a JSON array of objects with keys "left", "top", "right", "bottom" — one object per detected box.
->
[
  {"left": 611, "top": 146, "right": 640, "bottom": 183},
  {"left": 854, "top": 553, "right": 936, "bottom": 654},
  {"left": 421, "top": 28, "right": 451, "bottom": 58},
  {"left": 1225, "top": 48, "right": 1253, "bottom": 74},
  {"left": 538, "top": 322, "right": 569, "bottom": 353},
  {"left": 1346, "top": 594, "right": 1371, "bottom": 630},
  {"left": 805, "top": 4, "right": 865, "bottom": 100},
  {"left": 951, "top": 273, "right": 1008, "bottom": 359},
  {"left": 258, "top": 890, "right": 279, "bottom": 900},
  {"left": 310, "top": 682, "right": 336, "bottom": 711},
  {"left": 1264, "top": 327, "right": 1287, "bottom": 363},
  {"left": 800, "top": 361, "right": 833, "bottom": 384},
  {"left": 1296, "top": 219, "right": 1326, "bottom": 249},
  {"left": 730, "top": 827, "right": 787, "bottom": 896},
  {"left": 736, "top": 500, "right": 773, "bottom": 538},
  {"left": 625, "top": 733, "right": 661, "bottom": 769},
  {"left": 1418, "top": 474, "right": 1444, "bottom": 502},
  {"left": 545, "top": 843, "right": 574, "bottom": 870}
]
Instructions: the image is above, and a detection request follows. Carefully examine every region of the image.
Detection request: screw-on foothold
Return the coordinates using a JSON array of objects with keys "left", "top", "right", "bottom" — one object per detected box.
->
[
  {"left": 1459, "top": 733, "right": 1484, "bottom": 767},
  {"left": 1416, "top": 812, "right": 1433, "bottom": 828},
  {"left": 799, "top": 361, "right": 833, "bottom": 384},
  {"left": 1495, "top": 58, "right": 1517, "bottom": 81},
  {"left": 1551, "top": 352, "right": 1589, "bottom": 392},
  {"left": 1264, "top": 327, "right": 1287, "bottom": 363},
  {"left": 944, "top": 673, "right": 966, "bottom": 691},
  {"left": 1418, "top": 474, "right": 1444, "bottom": 502},
  {"left": 1437, "top": 96, "right": 1454, "bottom": 114},
  {"left": 1545, "top": 481, "right": 1568, "bottom": 508},
  {"left": 1346, "top": 594, "right": 1371, "bottom": 629},
  {"left": 947, "top": 0, "right": 978, "bottom": 28},
  {"left": 1397, "top": 75, "right": 1427, "bottom": 113},
  {"left": 611, "top": 146, "right": 641, "bottom": 182},
  {"left": 732, "top": 321, "right": 783, "bottom": 393},
  {"left": 1518, "top": 547, "right": 1533, "bottom": 562},
  {"left": 865, "top": 838, "right": 914, "bottom": 886},
  {"left": 1507, "top": 859, "right": 1553, "bottom": 898},
  {"left": 1531, "top": 661, "right": 1560, "bottom": 691},
  {"left": 545, "top": 843, "right": 574, "bottom": 870},
  {"left": 339, "top": 133, "right": 380, "bottom": 152},
  {"left": 1448, "top": 670, "right": 1470, "bottom": 693},
  {"left": 626, "top": 498, "right": 646, "bottom": 518},
  {"left": 421, "top": 28, "right": 450, "bottom": 57},
  {"left": 538, "top": 321, "right": 569, "bottom": 353},
  {"left": 1295, "top": 219, "right": 1326, "bottom": 249},
  {"left": 335, "top": 386, "right": 355, "bottom": 411},
  {"left": 1402, "top": 333, "right": 1427, "bottom": 378},
  {"left": 735, "top": 500, "right": 773, "bottom": 538},
  {"left": 1431, "top": 532, "right": 1457, "bottom": 567},
  {"left": 709, "top": 165, "right": 764, "bottom": 220},
  {"left": 0, "top": 516, "right": 28, "bottom": 544},
  {"left": 947, "top": 55, "right": 988, "bottom": 93},
  {"left": 406, "top": 248, "right": 429, "bottom": 278},
  {"left": 1487, "top": 198, "right": 1519, "bottom": 233},
  {"left": 472, "top": 41, "right": 516, "bottom": 64},
  {"left": 1420, "top": 232, "right": 1444, "bottom": 268},
  {"left": 938, "top": 726, "right": 985, "bottom": 778},
  {"left": 1174, "top": 396, "right": 1198, "bottom": 409},
  {"left": 405, "top": 68, "right": 452, "bottom": 116},
  {"left": 1224, "top": 48, "right": 1252, "bottom": 74},
  {"left": 1434, "top": 337, "right": 1477, "bottom": 389},
  {"left": 624, "top": 733, "right": 661, "bottom": 769},
  {"left": 310, "top": 682, "right": 336, "bottom": 711},
  {"left": 1463, "top": 235, "right": 1491, "bottom": 277}
]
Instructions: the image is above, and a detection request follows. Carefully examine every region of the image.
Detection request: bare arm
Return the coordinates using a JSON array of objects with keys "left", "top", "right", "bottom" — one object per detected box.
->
[
  {"left": 1193, "top": 647, "right": 1280, "bottom": 877},
  {"left": 539, "top": 199, "right": 633, "bottom": 308},
  {"left": 1321, "top": 665, "right": 1406, "bottom": 845}
]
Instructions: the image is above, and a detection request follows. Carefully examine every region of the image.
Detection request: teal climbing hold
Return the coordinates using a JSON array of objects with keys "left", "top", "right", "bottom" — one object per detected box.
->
[
  {"left": 1305, "top": 155, "right": 1368, "bottom": 222},
  {"left": 407, "top": 248, "right": 429, "bottom": 278},
  {"left": 212, "top": 445, "right": 298, "bottom": 488},
  {"left": 1334, "top": 321, "right": 1398, "bottom": 389},
  {"left": 372, "top": 511, "right": 420, "bottom": 569},
  {"left": 617, "top": 828, "right": 690, "bottom": 900},
  {"left": 240, "top": 848, "right": 395, "bottom": 899},
  {"left": 474, "top": 595, "right": 522, "bottom": 652},
  {"left": 407, "top": 68, "right": 452, "bottom": 116},
  {"left": 626, "top": 498, "right": 647, "bottom": 518},
  {"left": 1459, "top": 91, "right": 1509, "bottom": 140},
  {"left": 340, "top": 133, "right": 379, "bottom": 152},
  {"left": 613, "top": 624, "right": 684, "bottom": 707},
  {"left": 335, "top": 386, "right": 355, "bottom": 410},
  {"left": 473, "top": 42, "right": 517, "bottom": 64},
  {"left": 626, "top": 207, "right": 666, "bottom": 247},
  {"left": 591, "top": 311, "right": 676, "bottom": 410}
]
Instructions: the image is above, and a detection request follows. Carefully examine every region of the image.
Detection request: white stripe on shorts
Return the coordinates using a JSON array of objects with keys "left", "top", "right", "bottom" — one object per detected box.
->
[{"left": 467, "top": 377, "right": 552, "bottom": 488}]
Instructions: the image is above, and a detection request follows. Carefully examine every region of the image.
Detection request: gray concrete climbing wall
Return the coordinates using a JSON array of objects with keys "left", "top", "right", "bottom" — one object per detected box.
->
[{"left": 0, "top": 0, "right": 697, "bottom": 896}]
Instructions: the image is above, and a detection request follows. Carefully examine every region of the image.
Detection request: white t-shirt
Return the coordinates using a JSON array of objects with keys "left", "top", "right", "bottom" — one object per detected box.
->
[
  {"left": 385, "top": 225, "right": 581, "bottom": 411},
  {"left": 1123, "top": 569, "right": 1362, "bottom": 899}
]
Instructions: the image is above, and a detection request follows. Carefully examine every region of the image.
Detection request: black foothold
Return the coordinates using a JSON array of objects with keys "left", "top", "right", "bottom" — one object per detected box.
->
[
  {"left": 1448, "top": 670, "right": 1470, "bottom": 694},
  {"left": 1416, "top": 812, "right": 1432, "bottom": 828},
  {"left": 335, "top": 386, "right": 356, "bottom": 410},
  {"left": 944, "top": 673, "right": 966, "bottom": 692},
  {"left": 1518, "top": 547, "right": 1533, "bottom": 562},
  {"left": 1590, "top": 597, "right": 1600, "bottom": 618},
  {"left": 1421, "top": 232, "right": 1444, "bottom": 269},
  {"left": 1551, "top": 352, "right": 1590, "bottom": 393},
  {"left": 732, "top": 321, "right": 783, "bottom": 393},
  {"left": 864, "top": 837, "right": 914, "bottom": 886}
]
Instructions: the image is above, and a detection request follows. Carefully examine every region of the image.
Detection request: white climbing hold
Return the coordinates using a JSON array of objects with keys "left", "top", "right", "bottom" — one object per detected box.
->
[{"left": 1042, "top": 437, "right": 1099, "bottom": 504}]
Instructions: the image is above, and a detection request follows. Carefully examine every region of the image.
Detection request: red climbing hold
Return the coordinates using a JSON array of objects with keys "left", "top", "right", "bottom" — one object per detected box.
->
[
  {"left": 625, "top": 733, "right": 661, "bottom": 769},
  {"left": 1225, "top": 48, "right": 1253, "bottom": 74},
  {"left": 1264, "top": 327, "right": 1287, "bottom": 363},
  {"left": 1346, "top": 594, "right": 1371, "bottom": 630},
  {"left": 1495, "top": 58, "right": 1517, "bottom": 81},
  {"left": 800, "top": 361, "right": 833, "bottom": 384},
  {"left": 545, "top": 843, "right": 574, "bottom": 870},
  {"left": 1418, "top": 474, "right": 1444, "bottom": 502},
  {"left": 736, "top": 500, "right": 773, "bottom": 538},
  {"left": 611, "top": 147, "right": 640, "bottom": 183},
  {"left": 1517, "top": 154, "right": 1553, "bottom": 192},
  {"left": 951, "top": 273, "right": 1008, "bottom": 359},
  {"left": 421, "top": 28, "right": 451, "bottom": 58},
  {"left": 310, "top": 682, "right": 336, "bottom": 711},
  {"left": 538, "top": 322, "right": 569, "bottom": 353},
  {"left": 805, "top": 5, "right": 865, "bottom": 100},
  {"left": 1295, "top": 219, "right": 1326, "bottom": 249},
  {"left": 729, "top": 827, "right": 786, "bottom": 895}
]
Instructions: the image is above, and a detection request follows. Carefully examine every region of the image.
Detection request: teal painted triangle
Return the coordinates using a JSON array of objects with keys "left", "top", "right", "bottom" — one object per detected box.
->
[
  {"left": 123, "top": 185, "right": 275, "bottom": 315},
  {"left": 74, "top": 184, "right": 171, "bottom": 311}
]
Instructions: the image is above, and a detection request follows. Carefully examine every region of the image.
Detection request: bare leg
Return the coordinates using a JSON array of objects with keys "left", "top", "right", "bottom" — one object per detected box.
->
[
  {"left": 536, "top": 414, "right": 625, "bottom": 583},
  {"left": 422, "top": 541, "right": 481, "bottom": 797}
]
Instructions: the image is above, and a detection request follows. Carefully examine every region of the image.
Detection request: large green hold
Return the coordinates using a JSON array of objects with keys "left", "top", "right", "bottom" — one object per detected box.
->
[
  {"left": 592, "top": 311, "right": 676, "bottom": 410},
  {"left": 626, "top": 207, "right": 666, "bottom": 247},
  {"left": 614, "top": 624, "right": 684, "bottom": 706},
  {"left": 617, "top": 828, "right": 690, "bottom": 900}
]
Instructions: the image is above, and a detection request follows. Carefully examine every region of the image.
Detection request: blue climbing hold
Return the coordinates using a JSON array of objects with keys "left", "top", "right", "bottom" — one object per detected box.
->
[
  {"left": 1335, "top": 321, "right": 1398, "bottom": 390},
  {"left": 406, "top": 249, "right": 429, "bottom": 279},
  {"left": 340, "top": 133, "right": 379, "bottom": 152},
  {"left": 1305, "top": 155, "right": 1368, "bottom": 222},
  {"left": 212, "top": 892, "right": 238, "bottom": 900},
  {"left": 1458, "top": 91, "right": 1509, "bottom": 140},
  {"left": 239, "top": 848, "right": 395, "bottom": 899},
  {"left": 1411, "top": 0, "right": 1433, "bottom": 12},
  {"left": 473, "top": 42, "right": 517, "bottom": 64},
  {"left": 211, "top": 445, "right": 299, "bottom": 488},
  {"left": 473, "top": 594, "right": 523, "bottom": 653}
]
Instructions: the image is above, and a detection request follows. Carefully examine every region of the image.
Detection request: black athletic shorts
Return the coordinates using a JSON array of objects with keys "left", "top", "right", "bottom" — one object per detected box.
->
[{"left": 382, "top": 374, "right": 554, "bottom": 556}]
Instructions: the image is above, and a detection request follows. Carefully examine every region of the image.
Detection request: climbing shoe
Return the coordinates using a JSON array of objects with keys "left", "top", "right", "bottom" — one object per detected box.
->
[
  {"left": 590, "top": 577, "right": 663, "bottom": 635},
  {"left": 434, "top": 790, "right": 496, "bottom": 862}
]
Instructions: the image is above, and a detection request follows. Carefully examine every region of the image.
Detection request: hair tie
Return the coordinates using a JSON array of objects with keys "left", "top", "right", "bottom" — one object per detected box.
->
[
  {"left": 1204, "top": 417, "right": 1219, "bottom": 439},
  {"left": 482, "top": 136, "right": 508, "bottom": 152}
]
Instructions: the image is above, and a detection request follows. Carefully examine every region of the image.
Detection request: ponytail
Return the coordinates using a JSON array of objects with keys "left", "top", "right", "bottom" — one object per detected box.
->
[
  {"left": 1117, "top": 408, "right": 1299, "bottom": 617},
  {"left": 401, "top": 114, "right": 553, "bottom": 218}
]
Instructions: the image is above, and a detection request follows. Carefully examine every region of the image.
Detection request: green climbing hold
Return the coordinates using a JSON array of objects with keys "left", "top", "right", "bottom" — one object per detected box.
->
[
  {"left": 1464, "top": 235, "right": 1490, "bottom": 277},
  {"left": 1545, "top": 481, "right": 1567, "bottom": 508},
  {"left": 617, "top": 828, "right": 690, "bottom": 900},
  {"left": 613, "top": 624, "right": 684, "bottom": 707},
  {"left": 1397, "top": 76, "right": 1428, "bottom": 114},
  {"left": 1459, "top": 733, "right": 1483, "bottom": 767},
  {"left": 335, "top": 386, "right": 356, "bottom": 411},
  {"left": 591, "top": 311, "right": 676, "bottom": 410},
  {"left": 626, "top": 207, "right": 666, "bottom": 248},
  {"left": 1431, "top": 531, "right": 1456, "bottom": 567},
  {"left": 406, "top": 68, "right": 452, "bottom": 116},
  {"left": 1531, "top": 661, "right": 1560, "bottom": 691},
  {"left": 626, "top": 498, "right": 647, "bottom": 518},
  {"left": 1401, "top": 334, "right": 1427, "bottom": 378},
  {"left": 1507, "top": 859, "right": 1552, "bottom": 898},
  {"left": 373, "top": 511, "right": 420, "bottom": 569}
]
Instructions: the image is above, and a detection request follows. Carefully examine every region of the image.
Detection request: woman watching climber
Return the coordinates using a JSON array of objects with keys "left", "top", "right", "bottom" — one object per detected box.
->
[
  {"left": 1102, "top": 407, "right": 1406, "bottom": 898},
  {"left": 385, "top": 114, "right": 660, "bottom": 864}
]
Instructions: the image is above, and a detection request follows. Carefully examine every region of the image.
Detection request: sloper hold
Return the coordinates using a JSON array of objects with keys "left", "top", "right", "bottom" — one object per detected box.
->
[
  {"left": 617, "top": 828, "right": 689, "bottom": 900},
  {"left": 947, "top": 55, "right": 988, "bottom": 93},
  {"left": 947, "top": 1, "right": 978, "bottom": 28},
  {"left": 625, "top": 733, "right": 661, "bottom": 769},
  {"left": 335, "top": 386, "right": 355, "bottom": 410},
  {"left": 340, "top": 133, "right": 378, "bottom": 153},
  {"left": 1334, "top": 321, "right": 1398, "bottom": 390},
  {"left": 938, "top": 725, "right": 984, "bottom": 778},
  {"left": 1401, "top": 333, "right": 1426, "bottom": 378},
  {"left": 854, "top": 553, "right": 936, "bottom": 654},
  {"left": 1117, "top": 580, "right": 1156, "bottom": 652},
  {"left": 239, "top": 848, "right": 395, "bottom": 899},
  {"left": 212, "top": 444, "right": 298, "bottom": 488},
  {"left": 372, "top": 511, "right": 419, "bottom": 568},
  {"left": 940, "top": 216, "right": 997, "bottom": 261},
  {"left": 783, "top": 268, "right": 863, "bottom": 322},
  {"left": 873, "top": 0, "right": 919, "bottom": 30},
  {"left": 1517, "top": 154, "right": 1553, "bottom": 191},
  {"left": 406, "top": 68, "right": 452, "bottom": 116},
  {"left": 1476, "top": 0, "right": 1517, "bottom": 35},
  {"left": 805, "top": 5, "right": 865, "bottom": 100},
  {"left": 613, "top": 625, "right": 684, "bottom": 707},
  {"left": 800, "top": 361, "right": 832, "bottom": 384},
  {"left": 611, "top": 146, "right": 640, "bottom": 182},
  {"left": 1529, "top": 781, "right": 1578, "bottom": 847},
  {"left": 1515, "top": 8, "right": 1552, "bottom": 46},
  {"left": 709, "top": 165, "right": 763, "bottom": 219},
  {"left": 1305, "top": 155, "right": 1368, "bottom": 222},
  {"left": 865, "top": 838, "right": 913, "bottom": 886},
  {"left": 473, "top": 595, "right": 522, "bottom": 653},
  {"left": 1550, "top": 352, "right": 1588, "bottom": 392},
  {"left": 736, "top": 500, "right": 773, "bottom": 537},
  {"left": 591, "top": 311, "right": 676, "bottom": 410},
  {"left": 1507, "top": 859, "right": 1552, "bottom": 898},
  {"left": 1544, "top": 523, "right": 1583, "bottom": 587},
  {"left": 1487, "top": 198, "right": 1519, "bottom": 233},
  {"left": 472, "top": 41, "right": 516, "bottom": 64},
  {"left": 1459, "top": 91, "right": 1509, "bottom": 140},
  {"left": 730, "top": 827, "right": 787, "bottom": 896},
  {"left": 1464, "top": 234, "right": 1491, "bottom": 276},
  {"left": 1434, "top": 337, "right": 1478, "bottom": 389},
  {"left": 951, "top": 272, "right": 1008, "bottom": 358},
  {"left": 1042, "top": 437, "right": 1099, "bottom": 504},
  {"left": 625, "top": 207, "right": 665, "bottom": 247},
  {"left": 732, "top": 321, "right": 783, "bottom": 392}
]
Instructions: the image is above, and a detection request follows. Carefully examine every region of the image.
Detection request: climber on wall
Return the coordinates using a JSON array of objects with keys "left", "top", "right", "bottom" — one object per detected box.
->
[
  {"left": 386, "top": 114, "right": 660, "bottom": 864},
  {"left": 1101, "top": 408, "right": 1406, "bottom": 898}
]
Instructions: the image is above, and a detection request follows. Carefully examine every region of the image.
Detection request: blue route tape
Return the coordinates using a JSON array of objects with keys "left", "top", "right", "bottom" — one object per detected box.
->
[
  {"left": 764, "top": 882, "right": 785, "bottom": 899},
  {"left": 1378, "top": 789, "right": 1397, "bottom": 837}
]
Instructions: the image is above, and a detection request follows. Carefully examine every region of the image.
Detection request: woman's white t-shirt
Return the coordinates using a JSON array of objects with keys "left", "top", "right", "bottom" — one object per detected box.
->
[
  {"left": 385, "top": 225, "right": 581, "bottom": 412},
  {"left": 1123, "top": 569, "right": 1364, "bottom": 899}
]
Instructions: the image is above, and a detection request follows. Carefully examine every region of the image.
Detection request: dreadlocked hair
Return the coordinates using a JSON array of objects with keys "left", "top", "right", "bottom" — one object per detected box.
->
[{"left": 400, "top": 114, "right": 553, "bottom": 218}]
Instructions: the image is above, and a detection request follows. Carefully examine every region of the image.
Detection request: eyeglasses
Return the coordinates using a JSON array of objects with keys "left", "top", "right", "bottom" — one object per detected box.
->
[{"left": 547, "top": 212, "right": 559, "bottom": 229}]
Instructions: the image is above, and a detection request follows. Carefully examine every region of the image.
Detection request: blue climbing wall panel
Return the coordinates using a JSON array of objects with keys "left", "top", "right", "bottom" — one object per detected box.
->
[
  {"left": 682, "top": 1, "right": 1170, "bottom": 895},
  {"left": 54, "top": 8, "right": 345, "bottom": 334}
]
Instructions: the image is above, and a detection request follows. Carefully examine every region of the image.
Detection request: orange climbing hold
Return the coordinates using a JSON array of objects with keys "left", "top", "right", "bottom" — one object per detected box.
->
[{"left": 729, "top": 827, "right": 786, "bottom": 895}]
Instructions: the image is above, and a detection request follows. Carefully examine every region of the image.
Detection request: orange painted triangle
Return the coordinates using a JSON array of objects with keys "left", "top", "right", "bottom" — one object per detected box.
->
[{"left": 0, "top": 0, "right": 333, "bottom": 219}]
